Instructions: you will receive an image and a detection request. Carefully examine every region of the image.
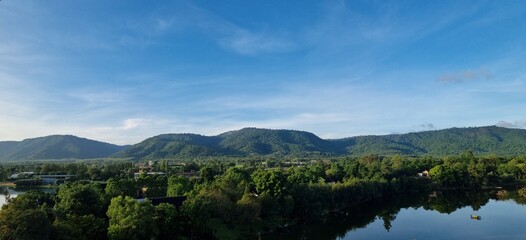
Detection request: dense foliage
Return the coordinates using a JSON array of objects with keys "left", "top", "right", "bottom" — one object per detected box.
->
[
  {"left": 3, "top": 126, "right": 526, "bottom": 162},
  {"left": 2, "top": 152, "right": 526, "bottom": 239},
  {"left": 115, "top": 126, "right": 526, "bottom": 160},
  {"left": 0, "top": 135, "right": 124, "bottom": 161}
]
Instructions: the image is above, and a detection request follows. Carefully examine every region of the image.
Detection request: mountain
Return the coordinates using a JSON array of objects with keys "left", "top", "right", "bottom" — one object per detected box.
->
[
  {"left": 218, "top": 128, "right": 337, "bottom": 156},
  {"left": 113, "top": 128, "right": 335, "bottom": 159},
  {"left": 3, "top": 126, "right": 526, "bottom": 161},
  {"left": 113, "top": 126, "right": 526, "bottom": 159},
  {"left": 0, "top": 135, "right": 125, "bottom": 161},
  {"left": 337, "top": 126, "right": 526, "bottom": 156},
  {"left": 112, "top": 134, "right": 224, "bottom": 159}
]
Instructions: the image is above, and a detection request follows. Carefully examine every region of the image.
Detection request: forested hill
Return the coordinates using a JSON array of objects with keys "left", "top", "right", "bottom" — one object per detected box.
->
[
  {"left": 337, "top": 126, "right": 526, "bottom": 156},
  {"left": 113, "top": 126, "right": 526, "bottom": 159},
  {"left": 112, "top": 128, "right": 337, "bottom": 159},
  {"left": 0, "top": 135, "right": 124, "bottom": 161},
  {"left": 3, "top": 126, "right": 526, "bottom": 161}
]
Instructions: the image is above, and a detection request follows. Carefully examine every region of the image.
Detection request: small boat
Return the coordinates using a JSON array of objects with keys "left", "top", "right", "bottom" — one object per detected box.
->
[{"left": 470, "top": 215, "right": 481, "bottom": 220}]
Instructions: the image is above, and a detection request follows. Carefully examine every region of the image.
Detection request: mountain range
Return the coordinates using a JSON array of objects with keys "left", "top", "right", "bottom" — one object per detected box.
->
[
  {"left": 0, "top": 135, "right": 124, "bottom": 161},
  {"left": 2, "top": 126, "right": 526, "bottom": 161}
]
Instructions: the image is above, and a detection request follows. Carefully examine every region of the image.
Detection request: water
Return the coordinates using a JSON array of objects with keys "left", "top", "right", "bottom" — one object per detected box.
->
[
  {"left": 263, "top": 190, "right": 526, "bottom": 240},
  {"left": 0, "top": 186, "right": 56, "bottom": 207}
]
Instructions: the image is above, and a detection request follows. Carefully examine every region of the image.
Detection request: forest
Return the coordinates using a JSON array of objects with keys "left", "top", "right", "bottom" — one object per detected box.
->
[{"left": 1, "top": 151, "right": 526, "bottom": 239}]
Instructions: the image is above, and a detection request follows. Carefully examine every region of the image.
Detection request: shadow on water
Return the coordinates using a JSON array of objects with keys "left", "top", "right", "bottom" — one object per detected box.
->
[{"left": 262, "top": 189, "right": 524, "bottom": 240}]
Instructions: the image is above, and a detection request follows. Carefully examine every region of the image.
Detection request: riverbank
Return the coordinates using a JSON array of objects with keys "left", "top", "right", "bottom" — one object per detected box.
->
[{"left": 0, "top": 182, "right": 15, "bottom": 187}]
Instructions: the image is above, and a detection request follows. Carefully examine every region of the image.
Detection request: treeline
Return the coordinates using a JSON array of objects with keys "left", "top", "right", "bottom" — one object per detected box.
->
[{"left": 1, "top": 153, "right": 526, "bottom": 239}]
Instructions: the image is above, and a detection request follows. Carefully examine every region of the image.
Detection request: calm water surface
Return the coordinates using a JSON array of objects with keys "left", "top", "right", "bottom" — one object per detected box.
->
[{"left": 264, "top": 190, "right": 526, "bottom": 240}]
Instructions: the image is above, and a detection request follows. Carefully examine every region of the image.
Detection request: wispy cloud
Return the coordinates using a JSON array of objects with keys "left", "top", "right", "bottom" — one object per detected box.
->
[
  {"left": 414, "top": 123, "right": 435, "bottom": 130},
  {"left": 142, "top": 3, "right": 297, "bottom": 55},
  {"left": 437, "top": 67, "right": 493, "bottom": 83},
  {"left": 496, "top": 121, "right": 526, "bottom": 129}
]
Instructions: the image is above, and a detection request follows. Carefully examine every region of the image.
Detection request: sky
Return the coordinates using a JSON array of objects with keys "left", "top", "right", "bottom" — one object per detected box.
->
[{"left": 1, "top": 0, "right": 526, "bottom": 145}]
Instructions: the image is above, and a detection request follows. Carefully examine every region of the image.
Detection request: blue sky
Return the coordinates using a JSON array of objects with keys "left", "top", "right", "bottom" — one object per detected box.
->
[{"left": 1, "top": 0, "right": 526, "bottom": 145}]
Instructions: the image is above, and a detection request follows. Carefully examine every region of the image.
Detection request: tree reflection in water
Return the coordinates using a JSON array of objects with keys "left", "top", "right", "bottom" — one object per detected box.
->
[{"left": 263, "top": 189, "right": 526, "bottom": 240}]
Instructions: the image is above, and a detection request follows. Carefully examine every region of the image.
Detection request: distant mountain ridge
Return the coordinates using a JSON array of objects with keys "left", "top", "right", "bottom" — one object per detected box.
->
[
  {"left": 3, "top": 126, "right": 526, "bottom": 161},
  {"left": 0, "top": 135, "right": 124, "bottom": 161},
  {"left": 113, "top": 126, "right": 526, "bottom": 159}
]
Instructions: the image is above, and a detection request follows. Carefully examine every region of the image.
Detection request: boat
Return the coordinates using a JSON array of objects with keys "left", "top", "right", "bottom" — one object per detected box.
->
[{"left": 470, "top": 215, "right": 481, "bottom": 220}]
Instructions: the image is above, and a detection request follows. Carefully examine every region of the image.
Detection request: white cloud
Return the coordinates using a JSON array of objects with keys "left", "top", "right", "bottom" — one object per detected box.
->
[
  {"left": 496, "top": 121, "right": 526, "bottom": 129},
  {"left": 122, "top": 118, "right": 147, "bottom": 130}
]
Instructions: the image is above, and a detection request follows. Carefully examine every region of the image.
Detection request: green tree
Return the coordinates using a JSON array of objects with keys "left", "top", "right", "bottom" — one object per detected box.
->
[
  {"left": 252, "top": 169, "right": 288, "bottom": 198},
  {"left": 0, "top": 208, "right": 52, "bottom": 240},
  {"left": 167, "top": 175, "right": 192, "bottom": 197},
  {"left": 55, "top": 182, "right": 107, "bottom": 217},
  {"left": 106, "top": 196, "right": 157, "bottom": 240},
  {"left": 53, "top": 214, "right": 107, "bottom": 240},
  {"left": 0, "top": 191, "right": 54, "bottom": 240},
  {"left": 236, "top": 193, "right": 261, "bottom": 224},
  {"left": 154, "top": 203, "right": 180, "bottom": 239},
  {"left": 105, "top": 178, "right": 137, "bottom": 198}
]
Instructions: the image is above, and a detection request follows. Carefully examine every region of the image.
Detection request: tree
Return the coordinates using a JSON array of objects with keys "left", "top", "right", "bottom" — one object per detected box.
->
[
  {"left": 53, "top": 214, "right": 107, "bottom": 240},
  {"left": 154, "top": 203, "right": 180, "bottom": 239},
  {"left": 199, "top": 166, "right": 218, "bottom": 183},
  {"left": 137, "top": 174, "right": 167, "bottom": 198},
  {"left": 236, "top": 193, "right": 261, "bottom": 224},
  {"left": 0, "top": 208, "right": 52, "bottom": 240},
  {"left": 252, "top": 169, "right": 288, "bottom": 198},
  {"left": 0, "top": 191, "right": 54, "bottom": 240},
  {"left": 55, "top": 182, "right": 107, "bottom": 217},
  {"left": 105, "top": 178, "right": 137, "bottom": 198},
  {"left": 106, "top": 196, "right": 157, "bottom": 240},
  {"left": 166, "top": 175, "right": 192, "bottom": 197}
]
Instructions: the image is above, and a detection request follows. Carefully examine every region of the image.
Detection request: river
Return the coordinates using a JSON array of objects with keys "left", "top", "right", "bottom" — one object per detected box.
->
[{"left": 263, "top": 189, "right": 526, "bottom": 240}]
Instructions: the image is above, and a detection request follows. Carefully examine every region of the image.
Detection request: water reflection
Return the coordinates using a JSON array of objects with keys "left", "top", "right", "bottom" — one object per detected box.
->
[{"left": 263, "top": 189, "right": 526, "bottom": 240}]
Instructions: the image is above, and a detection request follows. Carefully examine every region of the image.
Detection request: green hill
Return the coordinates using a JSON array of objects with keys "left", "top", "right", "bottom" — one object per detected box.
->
[
  {"left": 113, "top": 126, "right": 526, "bottom": 159},
  {"left": 218, "top": 128, "right": 337, "bottom": 156},
  {"left": 113, "top": 128, "right": 335, "bottom": 159},
  {"left": 337, "top": 126, "right": 526, "bottom": 156},
  {"left": 0, "top": 135, "right": 124, "bottom": 161},
  {"left": 3, "top": 126, "right": 526, "bottom": 161},
  {"left": 112, "top": 134, "right": 225, "bottom": 159}
]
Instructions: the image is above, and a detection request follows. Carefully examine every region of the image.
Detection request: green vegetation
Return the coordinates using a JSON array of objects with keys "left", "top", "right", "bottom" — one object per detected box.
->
[
  {"left": 116, "top": 126, "right": 526, "bottom": 160},
  {"left": 1, "top": 151, "right": 526, "bottom": 239},
  {"left": 3, "top": 126, "right": 526, "bottom": 162},
  {"left": 0, "top": 135, "right": 124, "bottom": 161}
]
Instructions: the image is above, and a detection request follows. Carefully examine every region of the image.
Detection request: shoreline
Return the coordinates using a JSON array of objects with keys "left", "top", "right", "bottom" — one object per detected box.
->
[{"left": 0, "top": 182, "right": 15, "bottom": 187}]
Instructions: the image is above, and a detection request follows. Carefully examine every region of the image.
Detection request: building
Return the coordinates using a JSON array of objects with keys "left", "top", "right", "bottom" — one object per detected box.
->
[
  {"left": 34, "top": 175, "right": 76, "bottom": 184},
  {"left": 9, "top": 172, "right": 34, "bottom": 179},
  {"left": 418, "top": 170, "right": 430, "bottom": 177}
]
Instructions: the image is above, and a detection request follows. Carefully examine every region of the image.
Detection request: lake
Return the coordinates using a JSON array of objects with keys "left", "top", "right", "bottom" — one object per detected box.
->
[
  {"left": 0, "top": 186, "right": 56, "bottom": 207},
  {"left": 263, "top": 189, "right": 526, "bottom": 240}
]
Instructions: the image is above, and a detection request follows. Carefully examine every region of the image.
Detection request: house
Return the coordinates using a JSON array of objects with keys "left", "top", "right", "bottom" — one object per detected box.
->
[{"left": 418, "top": 170, "right": 430, "bottom": 178}]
